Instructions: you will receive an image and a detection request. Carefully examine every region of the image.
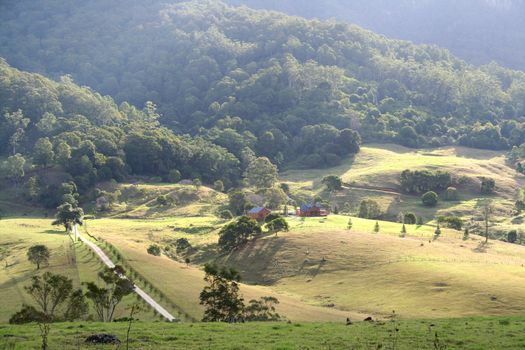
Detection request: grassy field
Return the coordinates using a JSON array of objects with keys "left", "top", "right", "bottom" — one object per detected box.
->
[
  {"left": 281, "top": 144, "right": 524, "bottom": 222},
  {"left": 79, "top": 214, "right": 525, "bottom": 321},
  {"left": 1, "top": 316, "right": 525, "bottom": 349},
  {"left": 0, "top": 219, "right": 163, "bottom": 323}
]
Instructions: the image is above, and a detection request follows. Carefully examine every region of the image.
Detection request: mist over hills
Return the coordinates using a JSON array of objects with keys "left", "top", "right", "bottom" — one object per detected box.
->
[{"left": 227, "top": 0, "right": 525, "bottom": 71}]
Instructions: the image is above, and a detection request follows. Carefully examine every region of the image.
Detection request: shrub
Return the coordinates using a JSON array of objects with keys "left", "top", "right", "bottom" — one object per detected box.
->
[
  {"left": 175, "top": 238, "right": 192, "bottom": 253},
  {"left": 219, "top": 209, "right": 234, "bottom": 220},
  {"left": 147, "top": 245, "right": 161, "bottom": 256},
  {"left": 444, "top": 187, "right": 458, "bottom": 201},
  {"left": 404, "top": 212, "right": 417, "bottom": 224},
  {"left": 437, "top": 216, "right": 463, "bottom": 230},
  {"left": 480, "top": 177, "right": 495, "bottom": 194},
  {"left": 421, "top": 191, "right": 438, "bottom": 207},
  {"left": 358, "top": 200, "right": 382, "bottom": 219},
  {"left": 507, "top": 230, "right": 519, "bottom": 243}
]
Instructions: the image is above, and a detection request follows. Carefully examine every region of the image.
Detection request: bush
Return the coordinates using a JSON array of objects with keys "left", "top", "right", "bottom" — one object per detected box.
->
[
  {"left": 147, "top": 245, "right": 161, "bottom": 256},
  {"left": 175, "top": 238, "right": 192, "bottom": 253},
  {"left": 404, "top": 212, "right": 417, "bottom": 224},
  {"left": 480, "top": 177, "right": 495, "bottom": 194},
  {"left": 437, "top": 216, "right": 463, "bottom": 230},
  {"left": 219, "top": 209, "right": 234, "bottom": 220},
  {"left": 507, "top": 230, "right": 519, "bottom": 243},
  {"left": 421, "top": 191, "right": 438, "bottom": 207},
  {"left": 358, "top": 200, "right": 382, "bottom": 219},
  {"left": 444, "top": 187, "right": 458, "bottom": 201}
]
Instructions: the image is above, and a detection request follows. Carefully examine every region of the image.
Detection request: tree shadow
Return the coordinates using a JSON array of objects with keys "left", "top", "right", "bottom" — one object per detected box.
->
[
  {"left": 473, "top": 240, "right": 489, "bottom": 253},
  {"left": 42, "top": 229, "right": 66, "bottom": 235}
]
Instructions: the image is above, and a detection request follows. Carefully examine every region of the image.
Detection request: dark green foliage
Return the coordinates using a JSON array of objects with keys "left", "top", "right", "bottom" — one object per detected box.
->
[
  {"left": 480, "top": 177, "right": 496, "bottom": 194},
  {"left": 175, "top": 238, "right": 192, "bottom": 254},
  {"left": 244, "top": 297, "right": 281, "bottom": 321},
  {"left": 400, "top": 170, "right": 451, "bottom": 194},
  {"left": 437, "top": 216, "right": 463, "bottom": 230},
  {"left": 228, "top": 190, "right": 250, "bottom": 216},
  {"left": 2, "top": 0, "right": 524, "bottom": 172},
  {"left": 435, "top": 224, "right": 442, "bottom": 236},
  {"left": 11, "top": 272, "right": 87, "bottom": 323},
  {"left": 403, "top": 212, "right": 417, "bottom": 225},
  {"left": 374, "top": 221, "right": 380, "bottom": 233},
  {"left": 52, "top": 203, "right": 84, "bottom": 232},
  {"left": 245, "top": 157, "right": 278, "bottom": 189},
  {"left": 218, "top": 216, "right": 261, "bottom": 251},
  {"left": 219, "top": 209, "right": 234, "bottom": 220},
  {"left": 200, "top": 264, "right": 244, "bottom": 322},
  {"left": 444, "top": 187, "right": 458, "bottom": 201},
  {"left": 266, "top": 217, "right": 289, "bottom": 234},
  {"left": 507, "top": 230, "right": 519, "bottom": 243},
  {"left": 147, "top": 245, "right": 161, "bottom": 256},
  {"left": 27, "top": 245, "right": 50, "bottom": 270},
  {"left": 421, "top": 191, "right": 439, "bottom": 207},
  {"left": 84, "top": 266, "right": 135, "bottom": 322},
  {"left": 264, "top": 213, "right": 281, "bottom": 224},
  {"left": 358, "top": 200, "right": 381, "bottom": 219},
  {"left": 321, "top": 175, "right": 343, "bottom": 192}
]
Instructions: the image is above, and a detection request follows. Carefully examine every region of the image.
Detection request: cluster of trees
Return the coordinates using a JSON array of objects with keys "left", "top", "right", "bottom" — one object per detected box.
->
[
  {"left": 2, "top": 0, "right": 525, "bottom": 166},
  {"left": 0, "top": 59, "right": 248, "bottom": 205},
  {"left": 400, "top": 170, "right": 452, "bottom": 194}
]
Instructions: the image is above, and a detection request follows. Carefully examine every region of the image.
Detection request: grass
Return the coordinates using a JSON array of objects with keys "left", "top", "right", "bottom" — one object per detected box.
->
[
  {"left": 0, "top": 219, "right": 162, "bottom": 322},
  {"left": 1, "top": 316, "right": 525, "bottom": 349},
  {"left": 281, "top": 144, "right": 524, "bottom": 221}
]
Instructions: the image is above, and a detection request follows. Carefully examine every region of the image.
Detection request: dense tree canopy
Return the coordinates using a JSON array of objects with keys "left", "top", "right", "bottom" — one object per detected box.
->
[{"left": 1, "top": 0, "right": 525, "bottom": 163}]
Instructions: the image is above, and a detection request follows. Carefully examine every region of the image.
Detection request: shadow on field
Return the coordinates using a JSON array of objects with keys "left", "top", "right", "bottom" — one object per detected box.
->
[
  {"left": 42, "top": 229, "right": 67, "bottom": 235},
  {"left": 473, "top": 241, "right": 489, "bottom": 253}
]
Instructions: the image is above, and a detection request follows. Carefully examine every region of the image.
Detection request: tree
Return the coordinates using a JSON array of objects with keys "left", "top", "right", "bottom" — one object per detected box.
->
[
  {"left": 245, "top": 157, "right": 278, "bottom": 189},
  {"left": 463, "top": 227, "right": 470, "bottom": 240},
  {"left": 404, "top": 212, "right": 417, "bottom": 225},
  {"left": 193, "top": 178, "right": 202, "bottom": 189},
  {"left": 27, "top": 245, "right": 50, "bottom": 270},
  {"left": 84, "top": 266, "right": 135, "bottom": 322},
  {"left": 322, "top": 175, "right": 343, "bottom": 192},
  {"left": 200, "top": 264, "right": 244, "bottom": 322},
  {"left": 52, "top": 203, "right": 84, "bottom": 233},
  {"left": 244, "top": 296, "right": 281, "bottom": 321},
  {"left": 214, "top": 180, "right": 225, "bottom": 192},
  {"left": 435, "top": 224, "right": 442, "bottom": 236},
  {"left": 444, "top": 187, "right": 458, "bottom": 201},
  {"left": 218, "top": 216, "right": 261, "bottom": 251},
  {"left": 480, "top": 177, "right": 495, "bottom": 194},
  {"left": 228, "top": 190, "right": 249, "bottom": 216},
  {"left": 482, "top": 200, "right": 493, "bottom": 243},
  {"left": 54, "top": 142, "right": 71, "bottom": 166},
  {"left": 358, "top": 199, "right": 381, "bottom": 219},
  {"left": 507, "top": 230, "right": 518, "bottom": 243},
  {"left": 4, "top": 109, "right": 29, "bottom": 155},
  {"left": 421, "top": 191, "right": 439, "bottom": 207},
  {"left": 10, "top": 272, "right": 87, "bottom": 350},
  {"left": 147, "top": 244, "right": 161, "bottom": 256},
  {"left": 347, "top": 218, "right": 353, "bottom": 230},
  {"left": 1, "top": 153, "right": 26, "bottom": 188},
  {"left": 374, "top": 221, "right": 380, "bottom": 233},
  {"left": 266, "top": 217, "right": 289, "bottom": 236},
  {"left": 33, "top": 138, "right": 55, "bottom": 168}
]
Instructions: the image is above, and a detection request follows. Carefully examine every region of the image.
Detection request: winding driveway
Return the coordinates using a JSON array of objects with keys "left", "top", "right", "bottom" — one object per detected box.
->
[{"left": 74, "top": 225, "right": 177, "bottom": 322}]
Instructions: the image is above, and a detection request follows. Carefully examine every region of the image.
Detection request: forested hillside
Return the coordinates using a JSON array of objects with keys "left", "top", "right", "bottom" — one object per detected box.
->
[
  {"left": 0, "top": 59, "right": 242, "bottom": 207},
  {"left": 2, "top": 0, "right": 525, "bottom": 169},
  {"left": 228, "top": 0, "right": 525, "bottom": 71}
]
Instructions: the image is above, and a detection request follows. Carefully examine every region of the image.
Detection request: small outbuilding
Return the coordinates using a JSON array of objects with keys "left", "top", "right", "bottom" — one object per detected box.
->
[{"left": 247, "top": 207, "right": 271, "bottom": 221}]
